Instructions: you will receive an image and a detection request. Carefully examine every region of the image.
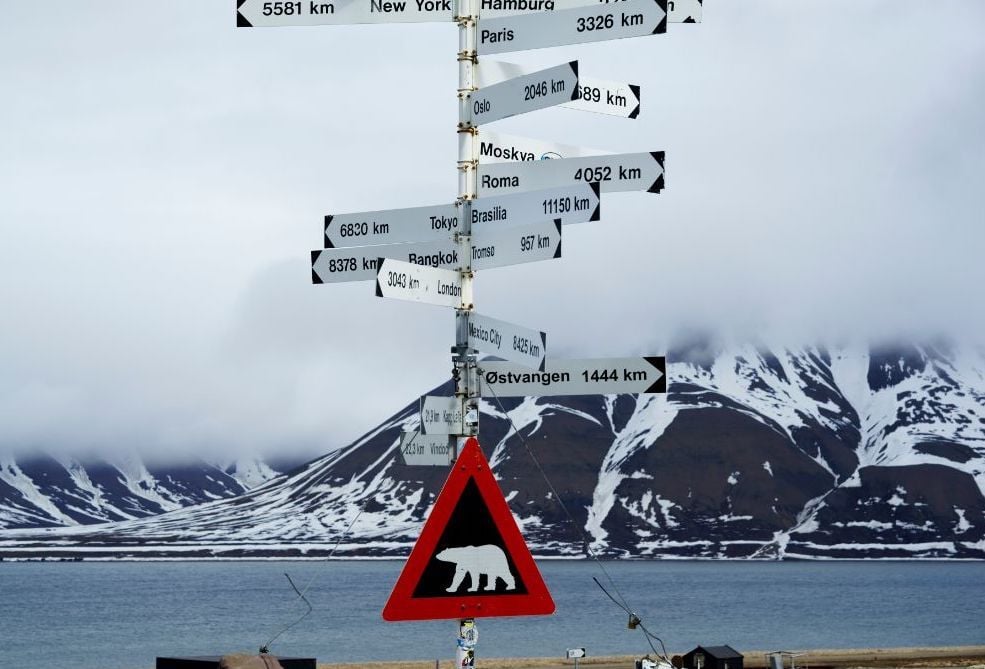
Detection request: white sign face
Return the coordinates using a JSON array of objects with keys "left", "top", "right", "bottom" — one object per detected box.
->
[
  {"left": 472, "top": 183, "right": 600, "bottom": 228},
  {"left": 324, "top": 203, "right": 460, "bottom": 249},
  {"left": 466, "top": 312, "right": 547, "bottom": 370},
  {"left": 475, "top": 0, "right": 666, "bottom": 56},
  {"left": 375, "top": 258, "right": 463, "bottom": 307},
  {"left": 476, "top": 130, "right": 610, "bottom": 164},
  {"left": 236, "top": 0, "right": 455, "bottom": 27},
  {"left": 478, "top": 0, "right": 699, "bottom": 23},
  {"left": 467, "top": 61, "right": 579, "bottom": 127},
  {"left": 399, "top": 431, "right": 453, "bottom": 466},
  {"left": 471, "top": 219, "right": 562, "bottom": 271},
  {"left": 477, "top": 151, "right": 664, "bottom": 196},
  {"left": 477, "top": 61, "right": 640, "bottom": 119},
  {"left": 312, "top": 241, "right": 462, "bottom": 283},
  {"left": 420, "top": 395, "right": 464, "bottom": 435},
  {"left": 566, "top": 649, "right": 587, "bottom": 660},
  {"left": 479, "top": 356, "right": 666, "bottom": 397}
]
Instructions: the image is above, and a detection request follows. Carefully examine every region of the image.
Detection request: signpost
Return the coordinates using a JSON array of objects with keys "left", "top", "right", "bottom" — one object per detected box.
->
[
  {"left": 475, "top": 0, "right": 667, "bottom": 56},
  {"left": 467, "top": 61, "right": 580, "bottom": 126},
  {"left": 465, "top": 312, "right": 547, "bottom": 370},
  {"left": 479, "top": 356, "right": 666, "bottom": 397},
  {"left": 236, "top": 0, "right": 455, "bottom": 27},
  {"left": 240, "top": 0, "right": 696, "bottom": 656},
  {"left": 477, "top": 151, "right": 665, "bottom": 196}
]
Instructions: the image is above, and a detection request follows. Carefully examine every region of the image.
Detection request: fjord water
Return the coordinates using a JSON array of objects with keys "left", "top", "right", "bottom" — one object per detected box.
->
[{"left": 2, "top": 560, "right": 984, "bottom": 669}]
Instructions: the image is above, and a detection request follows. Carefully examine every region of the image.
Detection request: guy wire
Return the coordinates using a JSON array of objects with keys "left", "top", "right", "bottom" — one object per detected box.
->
[{"left": 484, "top": 385, "right": 671, "bottom": 663}]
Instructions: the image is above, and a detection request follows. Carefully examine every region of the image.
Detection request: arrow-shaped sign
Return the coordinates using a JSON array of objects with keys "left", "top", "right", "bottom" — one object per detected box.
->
[
  {"left": 236, "top": 0, "right": 454, "bottom": 27},
  {"left": 420, "top": 395, "right": 465, "bottom": 434},
  {"left": 479, "top": 356, "right": 666, "bottom": 397},
  {"left": 467, "top": 61, "right": 579, "bottom": 127},
  {"left": 478, "top": 0, "right": 700, "bottom": 23},
  {"left": 477, "top": 151, "right": 664, "bottom": 196},
  {"left": 464, "top": 312, "right": 547, "bottom": 370},
  {"left": 470, "top": 218, "right": 562, "bottom": 270},
  {"left": 472, "top": 183, "right": 600, "bottom": 228},
  {"left": 476, "top": 130, "right": 611, "bottom": 164},
  {"left": 399, "top": 431, "right": 454, "bottom": 466},
  {"left": 477, "top": 61, "right": 640, "bottom": 119},
  {"left": 476, "top": 0, "right": 666, "bottom": 56},
  {"left": 375, "top": 258, "right": 464, "bottom": 307},
  {"left": 324, "top": 202, "right": 460, "bottom": 249}
]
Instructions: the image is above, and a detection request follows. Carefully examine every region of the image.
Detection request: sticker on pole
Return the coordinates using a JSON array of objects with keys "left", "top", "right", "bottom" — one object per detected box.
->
[{"left": 382, "top": 438, "right": 555, "bottom": 621}]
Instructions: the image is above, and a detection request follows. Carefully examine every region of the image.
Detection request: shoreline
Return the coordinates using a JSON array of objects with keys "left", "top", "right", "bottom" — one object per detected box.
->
[{"left": 314, "top": 647, "right": 985, "bottom": 669}]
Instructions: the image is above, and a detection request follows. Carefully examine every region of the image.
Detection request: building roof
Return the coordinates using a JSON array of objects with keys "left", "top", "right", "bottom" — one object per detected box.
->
[{"left": 691, "top": 646, "right": 743, "bottom": 659}]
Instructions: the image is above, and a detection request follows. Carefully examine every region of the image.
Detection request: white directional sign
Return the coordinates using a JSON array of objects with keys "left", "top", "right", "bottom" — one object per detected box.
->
[
  {"left": 479, "top": 356, "right": 666, "bottom": 397},
  {"left": 420, "top": 395, "right": 464, "bottom": 435},
  {"left": 399, "top": 431, "right": 453, "bottom": 466},
  {"left": 324, "top": 203, "right": 460, "bottom": 249},
  {"left": 477, "top": 151, "right": 664, "bottom": 196},
  {"left": 472, "top": 183, "right": 600, "bottom": 228},
  {"left": 236, "top": 0, "right": 454, "bottom": 27},
  {"left": 477, "top": 61, "right": 640, "bottom": 119},
  {"left": 467, "top": 61, "right": 579, "bottom": 127},
  {"left": 478, "top": 0, "right": 700, "bottom": 23},
  {"left": 375, "top": 258, "right": 464, "bottom": 307},
  {"left": 566, "top": 649, "right": 587, "bottom": 660},
  {"left": 476, "top": 0, "right": 666, "bottom": 56},
  {"left": 470, "top": 219, "right": 562, "bottom": 271},
  {"left": 466, "top": 312, "right": 547, "bottom": 370},
  {"left": 312, "top": 241, "right": 461, "bottom": 284},
  {"left": 477, "top": 130, "right": 610, "bottom": 164}
]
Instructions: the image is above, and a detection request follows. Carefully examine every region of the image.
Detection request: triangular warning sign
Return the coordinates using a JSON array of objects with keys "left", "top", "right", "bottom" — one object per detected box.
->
[{"left": 382, "top": 437, "right": 555, "bottom": 621}]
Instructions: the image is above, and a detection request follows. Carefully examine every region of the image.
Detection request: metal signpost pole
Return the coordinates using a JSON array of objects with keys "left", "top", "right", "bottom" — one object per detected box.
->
[{"left": 455, "top": 0, "right": 480, "bottom": 661}]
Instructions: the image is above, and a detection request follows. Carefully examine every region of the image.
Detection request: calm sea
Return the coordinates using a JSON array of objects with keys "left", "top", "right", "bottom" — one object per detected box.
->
[{"left": 1, "top": 560, "right": 983, "bottom": 669}]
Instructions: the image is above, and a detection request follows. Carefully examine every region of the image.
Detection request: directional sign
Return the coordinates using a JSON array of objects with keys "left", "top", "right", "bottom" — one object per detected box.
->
[
  {"left": 466, "top": 312, "right": 547, "bottom": 370},
  {"left": 479, "top": 356, "right": 666, "bottom": 397},
  {"left": 478, "top": 0, "right": 700, "bottom": 23},
  {"left": 472, "top": 183, "right": 600, "bottom": 228},
  {"left": 477, "top": 61, "right": 640, "bottom": 119},
  {"left": 566, "top": 649, "right": 587, "bottom": 660},
  {"left": 382, "top": 437, "right": 555, "bottom": 621},
  {"left": 375, "top": 259, "right": 463, "bottom": 307},
  {"left": 399, "top": 431, "right": 453, "bottom": 466},
  {"left": 475, "top": 0, "right": 667, "bottom": 56},
  {"left": 312, "top": 241, "right": 461, "bottom": 284},
  {"left": 236, "top": 0, "right": 454, "bottom": 27},
  {"left": 476, "top": 130, "right": 610, "bottom": 164},
  {"left": 325, "top": 203, "right": 460, "bottom": 249},
  {"left": 467, "top": 62, "right": 579, "bottom": 127},
  {"left": 420, "top": 395, "right": 465, "bottom": 435},
  {"left": 470, "top": 219, "right": 562, "bottom": 271},
  {"left": 477, "top": 152, "right": 664, "bottom": 196}
]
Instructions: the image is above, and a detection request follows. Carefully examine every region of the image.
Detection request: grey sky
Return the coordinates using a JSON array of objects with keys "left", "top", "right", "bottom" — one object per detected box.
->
[{"left": 1, "top": 1, "right": 983, "bottom": 458}]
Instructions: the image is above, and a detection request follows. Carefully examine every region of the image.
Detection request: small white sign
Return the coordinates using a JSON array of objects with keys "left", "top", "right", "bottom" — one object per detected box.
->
[
  {"left": 399, "top": 431, "right": 453, "bottom": 466},
  {"left": 421, "top": 395, "right": 465, "bottom": 435},
  {"left": 566, "top": 649, "right": 587, "bottom": 659},
  {"left": 236, "top": 0, "right": 455, "bottom": 27},
  {"left": 467, "top": 61, "right": 579, "bottom": 127},
  {"left": 471, "top": 183, "right": 600, "bottom": 228},
  {"left": 471, "top": 219, "right": 562, "bottom": 272},
  {"left": 476, "top": 130, "right": 611, "bottom": 164},
  {"left": 324, "top": 203, "right": 460, "bottom": 249},
  {"left": 467, "top": 312, "right": 547, "bottom": 370},
  {"left": 375, "top": 258, "right": 464, "bottom": 308},
  {"left": 477, "top": 152, "right": 664, "bottom": 197},
  {"left": 479, "top": 0, "right": 700, "bottom": 23},
  {"left": 479, "top": 357, "right": 666, "bottom": 397},
  {"left": 312, "top": 241, "right": 462, "bottom": 284},
  {"left": 476, "top": 0, "right": 666, "bottom": 56},
  {"left": 477, "top": 61, "right": 640, "bottom": 119}
]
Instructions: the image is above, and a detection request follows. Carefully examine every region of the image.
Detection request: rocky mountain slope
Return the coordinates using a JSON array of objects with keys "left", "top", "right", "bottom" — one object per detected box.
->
[{"left": 2, "top": 342, "right": 983, "bottom": 559}]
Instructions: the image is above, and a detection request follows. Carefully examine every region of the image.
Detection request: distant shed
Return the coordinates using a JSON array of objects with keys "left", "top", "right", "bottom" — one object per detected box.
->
[{"left": 683, "top": 646, "right": 744, "bottom": 669}]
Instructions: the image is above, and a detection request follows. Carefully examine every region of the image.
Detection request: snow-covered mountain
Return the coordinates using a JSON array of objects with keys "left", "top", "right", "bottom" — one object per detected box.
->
[
  {"left": 2, "top": 342, "right": 984, "bottom": 559},
  {"left": 0, "top": 452, "right": 286, "bottom": 529}
]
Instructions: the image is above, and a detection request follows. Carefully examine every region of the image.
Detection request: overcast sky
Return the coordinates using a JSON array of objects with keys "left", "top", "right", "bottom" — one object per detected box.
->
[{"left": 1, "top": 1, "right": 983, "bottom": 460}]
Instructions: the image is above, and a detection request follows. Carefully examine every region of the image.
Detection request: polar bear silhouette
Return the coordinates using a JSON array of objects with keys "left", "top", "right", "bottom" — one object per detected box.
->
[{"left": 436, "top": 544, "right": 516, "bottom": 592}]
